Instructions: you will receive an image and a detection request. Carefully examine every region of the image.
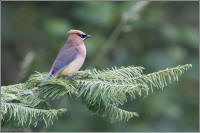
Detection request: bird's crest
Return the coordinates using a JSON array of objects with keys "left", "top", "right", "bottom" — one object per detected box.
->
[{"left": 68, "top": 29, "right": 85, "bottom": 35}]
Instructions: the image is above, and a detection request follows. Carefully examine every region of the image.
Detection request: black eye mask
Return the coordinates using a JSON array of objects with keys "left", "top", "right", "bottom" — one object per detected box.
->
[{"left": 77, "top": 33, "right": 87, "bottom": 39}]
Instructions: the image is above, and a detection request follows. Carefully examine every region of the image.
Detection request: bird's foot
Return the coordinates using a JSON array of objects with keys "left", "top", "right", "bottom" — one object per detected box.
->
[{"left": 66, "top": 75, "right": 78, "bottom": 80}]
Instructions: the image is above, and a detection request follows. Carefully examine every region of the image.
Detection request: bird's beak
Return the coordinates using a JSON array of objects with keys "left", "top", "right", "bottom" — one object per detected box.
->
[{"left": 86, "top": 34, "right": 92, "bottom": 38}]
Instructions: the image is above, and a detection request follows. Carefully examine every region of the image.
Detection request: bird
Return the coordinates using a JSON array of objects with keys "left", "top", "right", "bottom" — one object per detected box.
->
[{"left": 44, "top": 29, "right": 91, "bottom": 81}]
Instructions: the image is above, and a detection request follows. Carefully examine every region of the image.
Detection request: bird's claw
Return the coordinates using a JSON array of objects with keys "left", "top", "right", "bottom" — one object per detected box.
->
[{"left": 66, "top": 75, "right": 78, "bottom": 80}]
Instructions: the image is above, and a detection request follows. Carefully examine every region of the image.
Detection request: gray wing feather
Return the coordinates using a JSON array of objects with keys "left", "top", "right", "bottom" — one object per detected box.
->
[{"left": 44, "top": 47, "right": 79, "bottom": 80}]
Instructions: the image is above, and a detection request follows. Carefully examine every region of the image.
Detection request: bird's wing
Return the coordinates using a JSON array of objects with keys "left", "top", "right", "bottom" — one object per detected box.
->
[{"left": 45, "top": 47, "right": 79, "bottom": 80}]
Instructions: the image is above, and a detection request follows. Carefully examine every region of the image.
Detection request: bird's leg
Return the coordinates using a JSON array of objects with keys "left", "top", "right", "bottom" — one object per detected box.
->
[
  {"left": 66, "top": 75, "right": 75, "bottom": 80},
  {"left": 66, "top": 73, "right": 80, "bottom": 80},
  {"left": 66, "top": 75, "right": 79, "bottom": 80}
]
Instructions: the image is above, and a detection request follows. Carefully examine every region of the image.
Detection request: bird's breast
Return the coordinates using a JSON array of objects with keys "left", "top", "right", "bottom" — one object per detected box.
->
[
  {"left": 59, "top": 45, "right": 86, "bottom": 76},
  {"left": 79, "top": 44, "right": 86, "bottom": 57},
  {"left": 59, "top": 55, "right": 85, "bottom": 76}
]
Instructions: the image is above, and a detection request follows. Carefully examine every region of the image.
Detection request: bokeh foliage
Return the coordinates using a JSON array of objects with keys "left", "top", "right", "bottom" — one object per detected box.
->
[{"left": 1, "top": 1, "right": 199, "bottom": 132}]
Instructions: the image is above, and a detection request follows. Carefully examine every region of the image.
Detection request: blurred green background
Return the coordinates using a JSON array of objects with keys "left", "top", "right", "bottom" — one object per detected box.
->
[{"left": 1, "top": 1, "right": 199, "bottom": 132}]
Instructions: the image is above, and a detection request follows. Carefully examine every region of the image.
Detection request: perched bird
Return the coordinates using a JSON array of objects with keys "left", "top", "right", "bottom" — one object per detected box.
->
[{"left": 44, "top": 29, "right": 91, "bottom": 80}]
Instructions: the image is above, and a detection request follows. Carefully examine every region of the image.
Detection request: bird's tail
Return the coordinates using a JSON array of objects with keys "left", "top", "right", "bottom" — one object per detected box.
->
[
  {"left": 31, "top": 72, "right": 52, "bottom": 91},
  {"left": 39, "top": 72, "right": 52, "bottom": 86}
]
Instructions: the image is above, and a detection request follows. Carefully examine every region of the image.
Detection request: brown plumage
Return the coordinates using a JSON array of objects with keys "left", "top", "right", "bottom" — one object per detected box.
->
[{"left": 45, "top": 29, "right": 91, "bottom": 80}]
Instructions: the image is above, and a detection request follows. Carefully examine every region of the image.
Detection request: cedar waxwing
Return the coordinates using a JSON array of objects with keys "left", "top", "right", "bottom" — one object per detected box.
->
[{"left": 44, "top": 29, "right": 91, "bottom": 80}]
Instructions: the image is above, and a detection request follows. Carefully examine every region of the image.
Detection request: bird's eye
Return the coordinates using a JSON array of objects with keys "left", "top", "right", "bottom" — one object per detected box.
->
[{"left": 78, "top": 33, "right": 86, "bottom": 38}]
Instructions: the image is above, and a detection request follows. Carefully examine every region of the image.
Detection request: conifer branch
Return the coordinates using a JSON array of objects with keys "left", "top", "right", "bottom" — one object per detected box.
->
[
  {"left": 2, "top": 102, "right": 66, "bottom": 127},
  {"left": 1, "top": 64, "right": 192, "bottom": 128}
]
